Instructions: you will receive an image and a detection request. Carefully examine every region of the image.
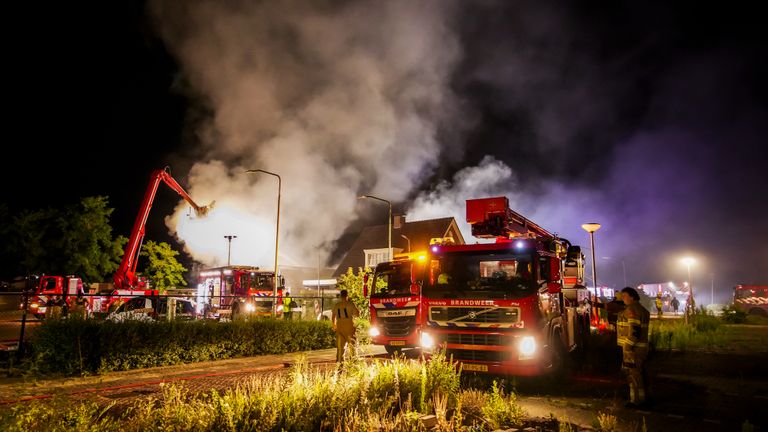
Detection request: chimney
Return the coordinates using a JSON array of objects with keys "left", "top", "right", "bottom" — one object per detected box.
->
[{"left": 393, "top": 214, "right": 406, "bottom": 229}]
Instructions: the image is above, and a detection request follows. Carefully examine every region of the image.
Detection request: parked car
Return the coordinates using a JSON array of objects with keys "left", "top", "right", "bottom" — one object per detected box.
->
[{"left": 106, "top": 296, "right": 198, "bottom": 322}]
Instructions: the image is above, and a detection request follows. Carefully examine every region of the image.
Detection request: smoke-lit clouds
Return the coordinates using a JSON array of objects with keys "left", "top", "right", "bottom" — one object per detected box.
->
[{"left": 151, "top": 0, "right": 463, "bottom": 267}]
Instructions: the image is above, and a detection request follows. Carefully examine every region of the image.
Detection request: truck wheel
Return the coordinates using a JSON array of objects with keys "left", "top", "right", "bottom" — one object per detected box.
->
[
  {"left": 547, "top": 329, "right": 571, "bottom": 382},
  {"left": 749, "top": 308, "right": 767, "bottom": 317}
]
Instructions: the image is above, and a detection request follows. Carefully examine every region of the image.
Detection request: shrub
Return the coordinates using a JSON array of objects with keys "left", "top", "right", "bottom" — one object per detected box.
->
[
  {"left": 721, "top": 304, "right": 748, "bottom": 324},
  {"left": 481, "top": 381, "right": 526, "bottom": 430},
  {"left": 26, "top": 318, "right": 335, "bottom": 376}
]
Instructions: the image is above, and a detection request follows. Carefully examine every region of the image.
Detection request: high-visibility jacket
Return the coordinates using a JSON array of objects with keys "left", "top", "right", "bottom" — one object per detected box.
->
[
  {"left": 617, "top": 302, "right": 650, "bottom": 351},
  {"left": 283, "top": 296, "right": 292, "bottom": 312}
]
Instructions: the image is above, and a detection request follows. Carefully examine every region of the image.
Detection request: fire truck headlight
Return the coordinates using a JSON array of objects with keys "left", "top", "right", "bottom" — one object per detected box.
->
[
  {"left": 368, "top": 326, "right": 381, "bottom": 337},
  {"left": 245, "top": 303, "right": 256, "bottom": 312},
  {"left": 519, "top": 336, "right": 536, "bottom": 357},
  {"left": 420, "top": 332, "right": 435, "bottom": 349},
  {"left": 30, "top": 302, "right": 39, "bottom": 309}
]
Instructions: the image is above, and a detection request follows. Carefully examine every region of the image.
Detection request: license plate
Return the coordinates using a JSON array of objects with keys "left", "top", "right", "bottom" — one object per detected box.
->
[
  {"left": 389, "top": 340, "right": 406, "bottom": 346},
  {"left": 461, "top": 363, "right": 488, "bottom": 372}
]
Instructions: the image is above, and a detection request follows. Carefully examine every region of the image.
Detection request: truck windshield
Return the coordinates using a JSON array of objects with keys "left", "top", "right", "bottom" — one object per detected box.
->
[
  {"left": 423, "top": 251, "right": 535, "bottom": 299},
  {"left": 250, "top": 274, "right": 273, "bottom": 290},
  {"left": 372, "top": 262, "right": 421, "bottom": 298}
]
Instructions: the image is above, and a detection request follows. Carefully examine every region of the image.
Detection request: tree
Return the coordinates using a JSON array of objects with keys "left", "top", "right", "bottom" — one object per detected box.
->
[
  {"left": 334, "top": 267, "right": 387, "bottom": 320},
  {"left": 139, "top": 240, "right": 187, "bottom": 292},
  {"left": 8, "top": 196, "right": 126, "bottom": 283}
]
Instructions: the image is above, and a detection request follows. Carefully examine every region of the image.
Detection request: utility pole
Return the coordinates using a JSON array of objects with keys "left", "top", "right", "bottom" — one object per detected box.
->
[{"left": 224, "top": 235, "right": 237, "bottom": 266}]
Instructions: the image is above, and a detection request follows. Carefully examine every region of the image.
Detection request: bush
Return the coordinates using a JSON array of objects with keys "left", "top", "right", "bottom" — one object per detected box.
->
[
  {"left": 721, "top": 304, "right": 748, "bottom": 324},
  {"left": 25, "top": 318, "right": 335, "bottom": 376}
]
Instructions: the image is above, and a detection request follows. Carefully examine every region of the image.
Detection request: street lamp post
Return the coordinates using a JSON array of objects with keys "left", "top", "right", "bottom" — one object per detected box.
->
[
  {"left": 401, "top": 234, "right": 411, "bottom": 253},
  {"left": 224, "top": 235, "right": 237, "bottom": 266},
  {"left": 246, "top": 169, "right": 281, "bottom": 317},
  {"left": 358, "top": 195, "right": 392, "bottom": 261},
  {"left": 681, "top": 257, "right": 695, "bottom": 303},
  {"left": 602, "top": 256, "right": 627, "bottom": 287},
  {"left": 581, "top": 223, "right": 602, "bottom": 294}
]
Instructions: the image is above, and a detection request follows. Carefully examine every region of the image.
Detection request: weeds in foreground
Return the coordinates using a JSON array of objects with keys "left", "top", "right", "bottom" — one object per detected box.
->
[{"left": 1, "top": 351, "right": 530, "bottom": 431}]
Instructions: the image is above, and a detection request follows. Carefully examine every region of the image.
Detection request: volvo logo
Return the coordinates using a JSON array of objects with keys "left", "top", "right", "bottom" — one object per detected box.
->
[{"left": 468, "top": 311, "right": 477, "bottom": 319}]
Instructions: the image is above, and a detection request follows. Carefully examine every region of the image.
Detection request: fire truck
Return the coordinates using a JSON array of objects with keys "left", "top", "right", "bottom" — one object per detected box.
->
[
  {"left": 23, "top": 168, "right": 212, "bottom": 318},
  {"left": 733, "top": 285, "right": 768, "bottom": 316},
  {"left": 367, "top": 196, "right": 590, "bottom": 376},
  {"left": 197, "top": 266, "right": 285, "bottom": 319}
]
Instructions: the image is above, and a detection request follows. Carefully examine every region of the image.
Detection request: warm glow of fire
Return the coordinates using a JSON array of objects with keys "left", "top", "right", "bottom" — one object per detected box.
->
[{"left": 169, "top": 200, "right": 276, "bottom": 268}]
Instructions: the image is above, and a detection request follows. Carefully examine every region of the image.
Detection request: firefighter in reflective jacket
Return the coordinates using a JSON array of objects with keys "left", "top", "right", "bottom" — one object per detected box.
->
[
  {"left": 617, "top": 287, "right": 650, "bottom": 407},
  {"left": 332, "top": 289, "right": 360, "bottom": 362}
]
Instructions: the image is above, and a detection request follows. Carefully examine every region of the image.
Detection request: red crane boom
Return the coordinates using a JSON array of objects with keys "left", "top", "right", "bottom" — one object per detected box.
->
[{"left": 113, "top": 167, "right": 212, "bottom": 289}]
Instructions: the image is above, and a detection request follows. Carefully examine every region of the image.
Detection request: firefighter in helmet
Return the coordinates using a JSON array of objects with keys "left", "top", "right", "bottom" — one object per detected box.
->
[
  {"left": 617, "top": 287, "right": 650, "bottom": 407},
  {"left": 332, "top": 289, "right": 360, "bottom": 363}
]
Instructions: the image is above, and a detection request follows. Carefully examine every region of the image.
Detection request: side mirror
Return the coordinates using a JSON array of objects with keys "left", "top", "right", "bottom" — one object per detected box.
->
[{"left": 363, "top": 273, "right": 369, "bottom": 298}]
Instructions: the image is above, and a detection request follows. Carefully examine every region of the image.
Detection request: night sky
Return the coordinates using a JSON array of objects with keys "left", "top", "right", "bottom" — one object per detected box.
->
[{"left": 4, "top": 1, "right": 767, "bottom": 300}]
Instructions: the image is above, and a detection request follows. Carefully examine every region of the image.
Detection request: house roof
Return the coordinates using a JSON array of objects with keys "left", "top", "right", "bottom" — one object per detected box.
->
[{"left": 332, "top": 217, "right": 464, "bottom": 277}]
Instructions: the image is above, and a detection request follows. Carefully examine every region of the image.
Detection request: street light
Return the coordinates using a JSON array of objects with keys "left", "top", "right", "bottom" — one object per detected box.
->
[
  {"left": 681, "top": 256, "right": 695, "bottom": 304},
  {"left": 224, "top": 235, "right": 237, "bottom": 266},
  {"left": 401, "top": 234, "right": 411, "bottom": 253},
  {"left": 245, "top": 169, "right": 281, "bottom": 317},
  {"left": 581, "top": 223, "right": 602, "bottom": 294},
  {"left": 358, "top": 195, "right": 392, "bottom": 261}
]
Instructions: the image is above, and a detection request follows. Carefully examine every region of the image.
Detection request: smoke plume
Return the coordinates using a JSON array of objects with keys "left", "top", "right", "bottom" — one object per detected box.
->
[{"left": 151, "top": 0, "right": 462, "bottom": 267}]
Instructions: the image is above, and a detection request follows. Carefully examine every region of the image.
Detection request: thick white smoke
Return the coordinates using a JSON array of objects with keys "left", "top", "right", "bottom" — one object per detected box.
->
[{"left": 151, "top": 0, "right": 461, "bottom": 267}]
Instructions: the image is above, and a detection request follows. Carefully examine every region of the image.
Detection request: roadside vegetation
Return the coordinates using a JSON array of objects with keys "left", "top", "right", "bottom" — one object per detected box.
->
[
  {"left": 650, "top": 307, "right": 768, "bottom": 352},
  {"left": 23, "top": 318, "right": 335, "bottom": 376},
  {"left": 1, "top": 352, "right": 591, "bottom": 432}
]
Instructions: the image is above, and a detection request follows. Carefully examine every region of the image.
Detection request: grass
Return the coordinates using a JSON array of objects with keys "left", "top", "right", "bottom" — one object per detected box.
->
[
  {"left": 1, "top": 351, "right": 535, "bottom": 432},
  {"left": 650, "top": 308, "right": 768, "bottom": 353}
]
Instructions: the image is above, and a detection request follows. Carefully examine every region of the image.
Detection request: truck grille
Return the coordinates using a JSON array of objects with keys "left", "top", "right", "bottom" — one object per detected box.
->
[
  {"left": 430, "top": 307, "right": 519, "bottom": 324},
  {"left": 381, "top": 315, "right": 416, "bottom": 338},
  {"left": 438, "top": 333, "right": 513, "bottom": 346},
  {"left": 445, "top": 349, "right": 512, "bottom": 363}
]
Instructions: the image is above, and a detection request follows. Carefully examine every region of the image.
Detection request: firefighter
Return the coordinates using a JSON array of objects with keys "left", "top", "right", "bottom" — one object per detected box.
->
[
  {"left": 617, "top": 287, "right": 650, "bottom": 407},
  {"left": 655, "top": 294, "right": 663, "bottom": 319},
  {"left": 283, "top": 291, "right": 293, "bottom": 320},
  {"left": 70, "top": 292, "right": 89, "bottom": 319},
  {"left": 46, "top": 295, "right": 64, "bottom": 319},
  {"left": 332, "top": 289, "right": 359, "bottom": 363},
  {"left": 670, "top": 296, "right": 680, "bottom": 315}
]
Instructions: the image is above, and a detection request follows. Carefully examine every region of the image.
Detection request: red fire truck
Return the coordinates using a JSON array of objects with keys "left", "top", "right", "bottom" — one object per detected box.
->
[
  {"left": 367, "top": 196, "right": 590, "bottom": 376},
  {"left": 23, "top": 167, "right": 212, "bottom": 319},
  {"left": 197, "top": 266, "right": 285, "bottom": 319},
  {"left": 733, "top": 285, "right": 768, "bottom": 316}
]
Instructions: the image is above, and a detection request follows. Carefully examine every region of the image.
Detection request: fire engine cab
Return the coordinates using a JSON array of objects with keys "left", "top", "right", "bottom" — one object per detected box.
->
[{"left": 368, "top": 196, "right": 590, "bottom": 376}]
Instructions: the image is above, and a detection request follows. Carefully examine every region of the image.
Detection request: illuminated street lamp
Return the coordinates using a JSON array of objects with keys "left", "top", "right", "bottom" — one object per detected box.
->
[
  {"left": 245, "top": 169, "right": 281, "bottom": 317},
  {"left": 681, "top": 256, "right": 696, "bottom": 304},
  {"left": 359, "top": 195, "right": 392, "bottom": 261},
  {"left": 401, "top": 234, "right": 411, "bottom": 253},
  {"left": 581, "top": 223, "right": 602, "bottom": 293}
]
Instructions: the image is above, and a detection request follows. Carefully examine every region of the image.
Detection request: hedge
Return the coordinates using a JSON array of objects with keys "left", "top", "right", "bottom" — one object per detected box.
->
[{"left": 26, "top": 318, "right": 336, "bottom": 376}]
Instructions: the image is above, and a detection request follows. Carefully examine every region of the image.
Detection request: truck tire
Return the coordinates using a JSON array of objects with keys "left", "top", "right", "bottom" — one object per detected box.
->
[{"left": 749, "top": 308, "right": 767, "bottom": 317}]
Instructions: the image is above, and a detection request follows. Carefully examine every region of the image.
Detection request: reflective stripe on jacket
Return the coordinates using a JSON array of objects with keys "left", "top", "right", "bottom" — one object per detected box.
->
[{"left": 617, "top": 302, "right": 650, "bottom": 348}]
